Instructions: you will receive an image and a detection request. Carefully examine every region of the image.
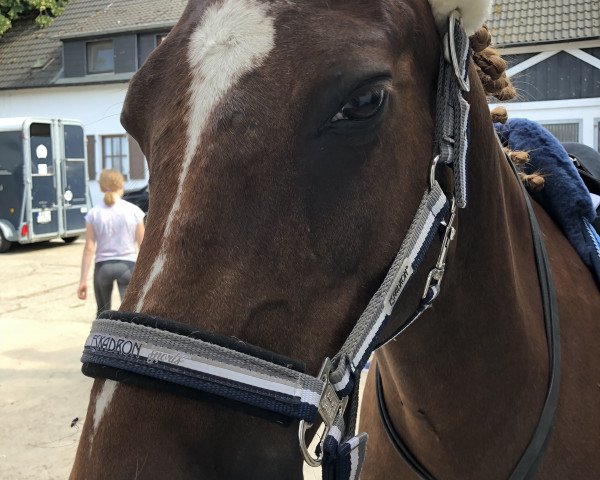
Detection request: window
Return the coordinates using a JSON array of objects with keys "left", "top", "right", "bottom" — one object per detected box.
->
[
  {"left": 30, "top": 123, "right": 54, "bottom": 175},
  {"left": 102, "top": 135, "right": 129, "bottom": 179},
  {"left": 540, "top": 122, "right": 580, "bottom": 143},
  {"left": 64, "top": 125, "right": 85, "bottom": 159},
  {"left": 87, "top": 40, "right": 114, "bottom": 74}
]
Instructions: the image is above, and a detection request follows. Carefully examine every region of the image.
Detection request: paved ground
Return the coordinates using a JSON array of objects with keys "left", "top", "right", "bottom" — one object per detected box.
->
[
  {"left": 0, "top": 239, "right": 325, "bottom": 479},
  {"left": 0, "top": 240, "right": 97, "bottom": 480}
]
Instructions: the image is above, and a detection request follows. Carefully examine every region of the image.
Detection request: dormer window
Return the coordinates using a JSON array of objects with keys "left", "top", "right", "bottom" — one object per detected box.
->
[
  {"left": 86, "top": 40, "right": 114, "bottom": 74},
  {"left": 61, "top": 30, "right": 170, "bottom": 79}
]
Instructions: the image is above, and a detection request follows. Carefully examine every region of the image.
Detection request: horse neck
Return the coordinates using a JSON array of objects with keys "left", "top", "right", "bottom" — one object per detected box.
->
[{"left": 375, "top": 72, "right": 550, "bottom": 478}]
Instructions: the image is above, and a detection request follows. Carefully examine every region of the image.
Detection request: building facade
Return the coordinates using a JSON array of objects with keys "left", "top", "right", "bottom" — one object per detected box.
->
[
  {"left": 2, "top": 0, "right": 598, "bottom": 200},
  {"left": 488, "top": 1, "right": 600, "bottom": 150},
  {"left": 0, "top": 0, "right": 186, "bottom": 200}
]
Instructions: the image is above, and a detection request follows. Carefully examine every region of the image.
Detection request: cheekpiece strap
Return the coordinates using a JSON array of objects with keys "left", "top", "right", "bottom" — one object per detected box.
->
[
  {"left": 328, "top": 182, "right": 450, "bottom": 398},
  {"left": 318, "top": 182, "right": 449, "bottom": 480},
  {"left": 320, "top": 15, "right": 471, "bottom": 479},
  {"left": 436, "top": 11, "right": 471, "bottom": 208}
]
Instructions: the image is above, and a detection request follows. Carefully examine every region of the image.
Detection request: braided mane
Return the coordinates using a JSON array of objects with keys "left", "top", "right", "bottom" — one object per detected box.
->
[{"left": 470, "top": 25, "right": 516, "bottom": 101}]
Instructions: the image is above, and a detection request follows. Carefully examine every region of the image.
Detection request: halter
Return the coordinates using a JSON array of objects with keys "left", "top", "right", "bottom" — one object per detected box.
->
[
  {"left": 375, "top": 152, "right": 561, "bottom": 480},
  {"left": 79, "top": 12, "right": 558, "bottom": 480}
]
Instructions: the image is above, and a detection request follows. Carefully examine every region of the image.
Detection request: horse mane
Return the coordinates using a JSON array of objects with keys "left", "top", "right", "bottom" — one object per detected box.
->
[
  {"left": 470, "top": 25, "right": 516, "bottom": 101},
  {"left": 469, "top": 25, "right": 547, "bottom": 190}
]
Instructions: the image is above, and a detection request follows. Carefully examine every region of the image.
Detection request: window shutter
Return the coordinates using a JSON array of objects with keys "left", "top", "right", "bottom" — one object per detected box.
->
[
  {"left": 128, "top": 135, "right": 146, "bottom": 180},
  {"left": 86, "top": 135, "right": 96, "bottom": 180},
  {"left": 540, "top": 123, "right": 580, "bottom": 143}
]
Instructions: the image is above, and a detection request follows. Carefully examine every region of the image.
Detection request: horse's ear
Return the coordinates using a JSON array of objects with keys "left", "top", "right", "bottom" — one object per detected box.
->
[
  {"left": 426, "top": 1, "right": 516, "bottom": 101},
  {"left": 428, "top": 0, "right": 492, "bottom": 35}
]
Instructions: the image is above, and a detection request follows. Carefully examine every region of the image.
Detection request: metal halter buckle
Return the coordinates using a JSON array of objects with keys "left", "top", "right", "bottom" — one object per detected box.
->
[
  {"left": 444, "top": 10, "right": 470, "bottom": 92},
  {"left": 298, "top": 358, "right": 348, "bottom": 467}
]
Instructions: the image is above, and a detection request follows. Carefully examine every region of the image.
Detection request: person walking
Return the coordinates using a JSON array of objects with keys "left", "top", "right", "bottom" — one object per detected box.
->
[{"left": 77, "top": 169, "right": 145, "bottom": 315}]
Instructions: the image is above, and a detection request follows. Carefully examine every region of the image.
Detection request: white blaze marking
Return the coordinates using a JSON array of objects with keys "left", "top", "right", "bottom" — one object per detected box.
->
[
  {"left": 89, "top": 379, "right": 118, "bottom": 450},
  {"left": 136, "top": 0, "right": 276, "bottom": 310}
]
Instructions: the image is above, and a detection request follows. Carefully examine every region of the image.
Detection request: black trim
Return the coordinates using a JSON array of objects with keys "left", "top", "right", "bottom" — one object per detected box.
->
[{"left": 82, "top": 363, "right": 294, "bottom": 426}]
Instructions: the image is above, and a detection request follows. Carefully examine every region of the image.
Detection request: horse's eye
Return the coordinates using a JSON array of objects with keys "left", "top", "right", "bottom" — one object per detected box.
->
[{"left": 331, "top": 87, "right": 388, "bottom": 123}]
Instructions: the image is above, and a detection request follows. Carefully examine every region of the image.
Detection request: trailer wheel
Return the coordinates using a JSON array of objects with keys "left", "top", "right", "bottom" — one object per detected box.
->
[
  {"left": 0, "top": 230, "right": 13, "bottom": 253},
  {"left": 62, "top": 236, "right": 79, "bottom": 244}
]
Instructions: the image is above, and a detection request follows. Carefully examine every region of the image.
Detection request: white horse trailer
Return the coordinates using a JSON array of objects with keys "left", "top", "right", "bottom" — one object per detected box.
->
[{"left": 0, "top": 117, "right": 91, "bottom": 252}]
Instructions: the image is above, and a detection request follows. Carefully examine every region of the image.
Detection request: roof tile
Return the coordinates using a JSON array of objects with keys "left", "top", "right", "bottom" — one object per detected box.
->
[
  {"left": 488, "top": 0, "right": 600, "bottom": 45},
  {"left": 0, "top": 0, "right": 186, "bottom": 90}
]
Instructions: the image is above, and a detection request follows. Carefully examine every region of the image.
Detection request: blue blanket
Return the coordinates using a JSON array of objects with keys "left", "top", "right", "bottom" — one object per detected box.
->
[{"left": 494, "top": 118, "right": 600, "bottom": 284}]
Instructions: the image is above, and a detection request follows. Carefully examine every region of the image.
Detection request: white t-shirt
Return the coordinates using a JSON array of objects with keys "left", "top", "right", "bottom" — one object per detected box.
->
[{"left": 85, "top": 199, "right": 145, "bottom": 263}]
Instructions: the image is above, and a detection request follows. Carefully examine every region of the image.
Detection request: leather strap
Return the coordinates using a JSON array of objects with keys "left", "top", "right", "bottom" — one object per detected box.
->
[{"left": 375, "top": 152, "right": 561, "bottom": 480}]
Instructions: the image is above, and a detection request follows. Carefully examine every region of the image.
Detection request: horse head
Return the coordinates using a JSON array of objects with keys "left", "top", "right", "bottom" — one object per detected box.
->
[{"left": 71, "top": 1, "right": 515, "bottom": 479}]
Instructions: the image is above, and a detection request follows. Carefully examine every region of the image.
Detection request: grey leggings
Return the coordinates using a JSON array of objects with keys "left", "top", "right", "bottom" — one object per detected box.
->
[{"left": 93, "top": 260, "right": 135, "bottom": 316}]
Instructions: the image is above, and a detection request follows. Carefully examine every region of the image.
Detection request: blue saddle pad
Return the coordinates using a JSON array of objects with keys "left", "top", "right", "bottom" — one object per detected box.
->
[{"left": 494, "top": 118, "right": 600, "bottom": 285}]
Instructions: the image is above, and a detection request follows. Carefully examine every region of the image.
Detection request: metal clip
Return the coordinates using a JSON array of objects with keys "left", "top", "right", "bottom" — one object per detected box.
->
[
  {"left": 445, "top": 10, "right": 470, "bottom": 92},
  {"left": 298, "top": 358, "right": 348, "bottom": 467},
  {"left": 429, "top": 155, "right": 440, "bottom": 192},
  {"left": 422, "top": 198, "right": 457, "bottom": 299}
]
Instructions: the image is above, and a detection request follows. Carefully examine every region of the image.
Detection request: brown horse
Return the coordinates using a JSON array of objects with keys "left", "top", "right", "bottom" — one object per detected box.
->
[{"left": 70, "top": 1, "right": 600, "bottom": 479}]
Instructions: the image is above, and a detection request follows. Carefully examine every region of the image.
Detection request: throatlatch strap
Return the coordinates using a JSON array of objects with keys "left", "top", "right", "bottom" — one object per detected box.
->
[
  {"left": 328, "top": 182, "right": 449, "bottom": 398},
  {"left": 322, "top": 430, "right": 368, "bottom": 480},
  {"left": 82, "top": 315, "right": 324, "bottom": 422},
  {"left": 317, "top": 182, "right": 449, "bottom": 480}
]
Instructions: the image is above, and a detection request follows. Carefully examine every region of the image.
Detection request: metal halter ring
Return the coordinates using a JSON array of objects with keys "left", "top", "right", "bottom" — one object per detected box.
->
[
  {"left": 298, "top": 358, "right": 348, "bottom": 467},
  {"left": 429, "top": 155, "right": 440, "bottom": 191},
  {"left": 445, "top": 10, "right": 470, "bottom": 92}
]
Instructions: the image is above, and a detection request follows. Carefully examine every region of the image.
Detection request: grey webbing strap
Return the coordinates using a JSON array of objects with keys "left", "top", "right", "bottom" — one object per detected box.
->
[
  {"left": 435, "top": 12, "right": 471, "bottom": 208},
  {"left": 82, "top": 318, "right": 324, "bottom": 422},
  {"left": 297, "top": 181, "right": 450, "bottom": 475},
  {"left": 321, "top": 385, "right": 368, "bottom": 480},
  {"left": 318, "top": 184, "right": 449, "bottom": 480},
  {"left": 319, "top": 14, "right": 471, "bottom": 479},
  {"left": 329, "top": 182, "right": 449, "bottom": 396},
  {"left": 376, "top": 148, "right": 561, "bottom": 480}
]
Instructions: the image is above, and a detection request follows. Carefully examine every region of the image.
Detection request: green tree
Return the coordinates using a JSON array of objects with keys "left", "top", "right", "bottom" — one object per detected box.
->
[{"left": 0, "top": 0, "right": 68, "bottom": 37}]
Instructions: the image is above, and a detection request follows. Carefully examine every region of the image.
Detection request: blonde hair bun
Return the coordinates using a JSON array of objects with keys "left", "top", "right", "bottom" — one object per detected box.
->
[{"left": 99, "top": 169, "right": 125, "bottom": 207}]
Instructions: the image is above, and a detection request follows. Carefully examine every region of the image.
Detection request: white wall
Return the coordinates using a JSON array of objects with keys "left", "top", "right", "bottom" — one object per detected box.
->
[
  {"left": 490, "top": 98, "right": 600, "bottom": 150},
  {"left": 0, "top": 83, "right": 148, "bottom": 204},
  {"left": 0, "top": 82, "right": 128, "bottom": 137}
]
